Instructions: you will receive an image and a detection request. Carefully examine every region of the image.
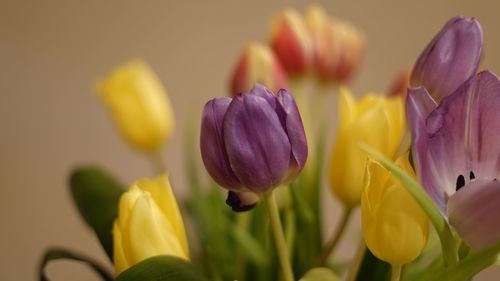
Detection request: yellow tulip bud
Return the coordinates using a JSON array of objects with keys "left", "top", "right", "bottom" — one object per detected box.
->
[
  {"left": 113, "top": 174, "right": 189, "bottom": 275},
  {"left": 328, "top": 88, "right": 405, "bottom": 207},
  {"left": 361, "top": 155, "right": 428, "bottom": 265},
  {"left": 96, "top": 59, "right": 174, "bottom": 152}
]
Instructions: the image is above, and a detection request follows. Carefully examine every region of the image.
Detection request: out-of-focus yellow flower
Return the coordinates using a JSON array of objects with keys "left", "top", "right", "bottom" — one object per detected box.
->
[
  {"left": 96, "top": 59, "right": 174, "bottom": 152},
  {"left": 269, "top": 8, "right": 313, "bottom": 76},
  {"left": 328, "top": 88, "right": 405, "bottom": 207},
  {"left": 229, "top": 42, "right": 288, "bottom": 96},
  {"left": 113, "top": 174, "right": 189, "bottom": 275},
  {"left": 361, "top": 155, "right": 428, "bottom": 265}
]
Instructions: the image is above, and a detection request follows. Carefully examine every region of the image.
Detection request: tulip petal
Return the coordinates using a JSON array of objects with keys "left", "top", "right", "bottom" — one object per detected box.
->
[
  {"left": 113, "top": 221, "right": 129, "bottom": 275},
  {"left": 136, "top": 175, "right": 189, "bottom": 258},
  {"left": 447, "top": 179, "right": 500, "bottom": 249},
  {"left": 409, "top": 72, "right": 500, "bottom": 214},
  {"left": 406, "top": 87, "right": 445, "bottom": 211},
  {"left": 278, "top": 89, "right": 308, "bottom": 179},
  {"left": 122, "top": 193, "right": 187, "bottom": 266},
  {"left": 224, "top": 93, "right": 291, "bottom": 192},
  {"left": 411, "top": 16, "right": 483, "bottom": 100},
  {"left": 200, "top": 97, "right": 242, "bottom": 190}
]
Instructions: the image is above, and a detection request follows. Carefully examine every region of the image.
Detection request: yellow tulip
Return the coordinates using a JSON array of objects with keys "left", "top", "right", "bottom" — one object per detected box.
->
[
  {"left": 361, "top": 155, "right": 428, "bottom": 265},
  {"left": 113, "top": 174, "right": 189, "bottom": 275},
  {"left": 96, "top": 59, "right": 174, "bottom": 152},
  {"left": 328, "top": 88, "right": 405, "bottom": 207}
]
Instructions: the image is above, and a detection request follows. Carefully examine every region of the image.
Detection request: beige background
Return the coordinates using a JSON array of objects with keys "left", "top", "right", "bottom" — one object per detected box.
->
[{"left": 1, "top": 0, "right": 500, "bottom": 280}]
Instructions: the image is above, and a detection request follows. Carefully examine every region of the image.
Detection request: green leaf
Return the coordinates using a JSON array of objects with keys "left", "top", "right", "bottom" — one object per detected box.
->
[
  {"left": 116, "top": 255, "right": 208, "bottom": 281},
  {"left": 300, "top": 267, "right": 341, "bottom": 281},
  {"left": 429, "top": 242, "right": 500, "bottom": 281},
  {"left": 354, "top": 248, "right": 391, "bottom": 281},
  {"left": 360, "top": 144, "right": 458, "bottom": 265},
  {"left": 39, "top": 247, "right": 113, "bottom": 281},
  {"left": 69, "top": 166, "right": 125, "bottom": 261}
]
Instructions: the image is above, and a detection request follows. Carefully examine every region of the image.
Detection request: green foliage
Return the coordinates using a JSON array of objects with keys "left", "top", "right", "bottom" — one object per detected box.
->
[
  {"left": 116, "top": 255, "right": 208, "bottom": 281},
  {"left": 38, "top": 247, "right": 113, "bottom": 281},
  {"left": 69, "top": 166, "right": 125, "bottom": 261}
]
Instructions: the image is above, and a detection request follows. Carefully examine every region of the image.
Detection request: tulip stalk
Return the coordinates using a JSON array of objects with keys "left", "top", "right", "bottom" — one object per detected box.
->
[
  {"left": 317, "top": 207, "right": 352, "bottom": 265},
  {"left": 264, "top": 190, "right": 294, "bottom": 281},
  {"left": 150, "top": 151, "right": 167, "bottom": 174},
  {"left": 391, "top": 265, "right": 402, "bottom": 281}
]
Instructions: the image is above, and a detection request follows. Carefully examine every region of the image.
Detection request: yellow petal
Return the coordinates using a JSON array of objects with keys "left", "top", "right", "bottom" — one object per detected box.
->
[
  {"left": 361, "top": 157, "right": 428, "bottom": 265},
  {"left": 96, "top": 59, "right": 174, "bottom": 151},
  {"left": 112, "top": 220, "right": 129, "bottom": 275},
  {"left": 135, "top": 174, "right": 189, "bottom": 257},
  {"left": 121, "top": 192, "right": 188, "bottom": 267}
]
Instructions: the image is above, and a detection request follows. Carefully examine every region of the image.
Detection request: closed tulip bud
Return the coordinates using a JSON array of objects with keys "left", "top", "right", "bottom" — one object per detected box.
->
[
  {"left": 200, "top": 84, "right": 307, "bottom": 195},
  {"left": 306, "top": 6, "right": 364, "bottom": 84},
  {"left": 361, "top": 156, "right": 428, "bottom": 265},
  {"left": 270, "top": 9, "right": 313, "bottom": 76},
  {"left": 230, "top": 43, "right": 289, "bottom": 96},
  {"left": 411, "top": 16, "right": 483, "bottom": 101},
  {"left": 226, "top": 191, "right": 260, "bottom": 212},
  {"left": 113, "top": 174, "right": 189, "bottom": 275},
  {"left": 96, "top": 59, "right": 174, "bottom": 152},
  {"left": 329, "top": 88, "right": 405, "bottom": 207}
]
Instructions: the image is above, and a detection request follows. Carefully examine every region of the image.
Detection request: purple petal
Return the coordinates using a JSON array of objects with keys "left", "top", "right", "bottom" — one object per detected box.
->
[
  {"left": 409, "top": 71, "right": 500, "bottom": 214},
  {"left": 200, "top": 98, "right": 242, "bottom": 190},
  {"left": 411, "top": 16, "right": 483, "bottom": 101},
  {"left": 225, "top": 191, "right": 260, "bottom": 212},
  {"left": 406, "top": 87, "right": 445, "bottom": 211},
  {"left": 224, "top": 93, "right": 291, "bottom": 193},
  {"left": 277, "top": 89, "right": 308, "bottom": 181},
  {"left": 448, "top": 179, "right": 500, "bottom": 249}
]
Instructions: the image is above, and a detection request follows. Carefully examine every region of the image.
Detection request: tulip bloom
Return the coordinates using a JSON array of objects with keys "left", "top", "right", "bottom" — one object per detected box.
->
[
  {"left": 96, "top": 60, "right": 174, "bottom": 152},
  {"left": 269, "top": 8, "right": 313, "bottom": 76},
  {"left": 226, "top": 191, "right": 260, "bottom": 212},
  {"left": 410, "top": 16, "right": 483, "bottom": 101},
  {"left": 329, "top": 89, "right": 405, "bottom": 207},
  {"left": 230, "top": 43, "right": 288, "bottom": 96},
  {"left": 407, "top": 71, "right": 500, "bottom": 250},
  {"left": 306, "top": 6, "right": 365, "bottom": 84},
  {"left": 200, "top": 84, "right": 307, "bottom": 195},
  {"left": 113, "top": 174, "right": 189, "bottom": 275},
  {"left": 362, "top": 156, "right": 428, "bottom": 265}
]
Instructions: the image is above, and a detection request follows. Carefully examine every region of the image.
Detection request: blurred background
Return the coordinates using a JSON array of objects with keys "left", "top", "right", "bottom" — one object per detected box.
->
[{"left": 1, "top": 0, "right": 499, "bottom": 280}]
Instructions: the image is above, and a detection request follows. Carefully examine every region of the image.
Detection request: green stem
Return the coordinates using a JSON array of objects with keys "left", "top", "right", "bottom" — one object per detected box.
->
[
  {"left": 391, "top": 265, "right": 402, "bottom": 281},
  {"left": 150, "top": 150, "right": 167, "bottom": 174},
  {"left": 264, "top": 190, "right": 294, "bottom": 281},
  {"left": 346, "top": 238, "right": 366, "bottom": 281},
  {"left": 317, "top": 207, "right": 353, "bottom": 266}
]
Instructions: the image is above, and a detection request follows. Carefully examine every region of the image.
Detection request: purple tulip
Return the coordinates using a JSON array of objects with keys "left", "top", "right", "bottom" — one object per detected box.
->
[
  {"left": 407, "top": 70, "right": 500, "bottom": 250},
  {"left": 200, "top": 84, "right": 307, "bottom": 195},
  {"left": 410, "top": 16, "right": 483, "bottom": 101}
]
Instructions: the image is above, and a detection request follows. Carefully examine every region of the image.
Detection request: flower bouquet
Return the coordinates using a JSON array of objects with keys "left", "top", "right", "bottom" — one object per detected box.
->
[{"left": 39, "top": 5, "right": 500, "bottom": 281}]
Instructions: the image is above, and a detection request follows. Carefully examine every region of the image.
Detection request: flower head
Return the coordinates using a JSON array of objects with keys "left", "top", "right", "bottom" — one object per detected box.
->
[
  {"left": 306, "top": 6, "right": 365, "bottom": 84},
  {"left": 230, "top": 42, "right": 288, "bottom": 96},
  {"left": 329, "top": 88, "right": 405, "bottom": 207},
  {"left": 269, "top": 8, "right": 313, "bottom": 76},
  {"left": 113, "top": 174, "right": 189, "bottom": 275},
  {"left": 407, "top": 71, "right": 500, "bottom": 249},
  {"left": 200, "top": 84, "right": 307, "bottom": 195},
  {"left": 410, "top": 16, "right": 483, "bottom": 101},
  {"left": 96, "top": 59, "right": 174, "bottom": 152},
  {"left": 362, "top": 155, "right": 428, "bottom": 265}
]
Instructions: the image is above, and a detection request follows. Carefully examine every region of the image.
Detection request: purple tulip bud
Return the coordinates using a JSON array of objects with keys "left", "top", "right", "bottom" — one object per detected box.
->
[
  {"left": 200, "top": 84, "right": 307, "bottom": 195},
  {"left": 226, "top": 191, "right": 260, "bottom": 212},
  {"left": 411, "top": 16, "right": 483, "bottom": 101}
]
